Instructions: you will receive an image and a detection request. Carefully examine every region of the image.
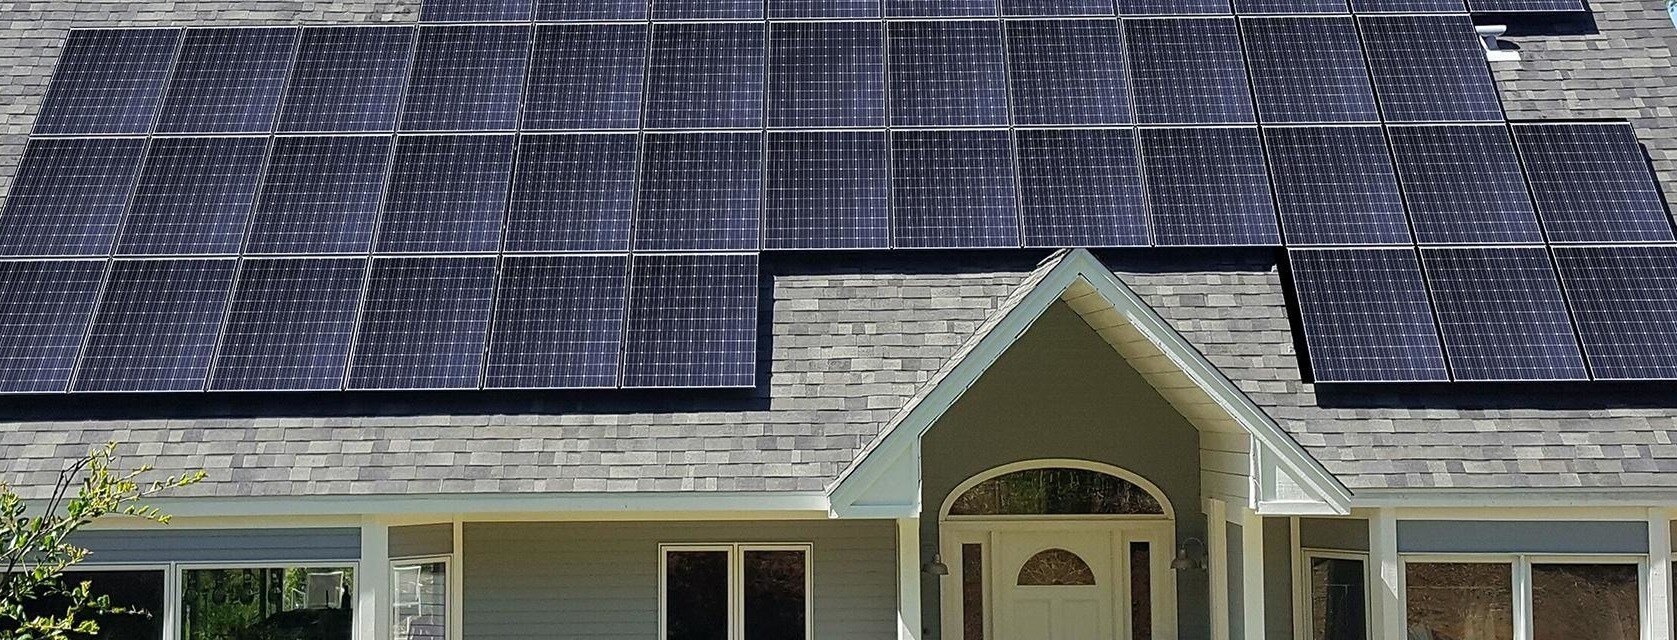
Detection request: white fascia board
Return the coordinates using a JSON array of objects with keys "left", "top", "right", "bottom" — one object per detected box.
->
[{"left": 120, "top": 491, "right": 834, "bottom": 519}]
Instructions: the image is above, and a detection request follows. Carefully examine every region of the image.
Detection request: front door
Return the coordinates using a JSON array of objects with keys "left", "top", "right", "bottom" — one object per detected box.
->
[{"left": 995, "top": 530, "right": 1115, "bottom": 640}]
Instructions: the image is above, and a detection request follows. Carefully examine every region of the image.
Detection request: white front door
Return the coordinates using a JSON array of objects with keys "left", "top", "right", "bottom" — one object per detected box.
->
[{"left": 995, "top": 530, "right": 1116, "bottom": 640}]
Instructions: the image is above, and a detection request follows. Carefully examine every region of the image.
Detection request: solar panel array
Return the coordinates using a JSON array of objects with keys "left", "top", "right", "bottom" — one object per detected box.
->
[{"left": 0, "top": 0, "right": 1661, "bottom": 391}]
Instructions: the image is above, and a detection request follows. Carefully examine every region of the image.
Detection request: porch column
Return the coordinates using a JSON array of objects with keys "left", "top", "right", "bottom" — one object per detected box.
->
[
  {"left": 357, "top": 518, "right": 391, "bottom": 640},
  {"left": 1207, "top": 499, "right": 1230, "bottom": 640},
  {"left": 1369, "top": 509, "right": 1403, "bottom": 640},
  {"left": 1240, "top": 508, "right": 1265, "bottom": 640},
  {"left": 897, "top": 517, "right": 923, "bottom": 640},
  {"left": 1649, "top": 508, "right": 1672, "bottom": 640}
]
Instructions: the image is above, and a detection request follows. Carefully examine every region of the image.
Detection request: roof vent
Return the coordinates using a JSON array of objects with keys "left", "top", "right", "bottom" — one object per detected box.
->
[{"left": 1477, "top": 24, "right": 1520, "bottom": 62}]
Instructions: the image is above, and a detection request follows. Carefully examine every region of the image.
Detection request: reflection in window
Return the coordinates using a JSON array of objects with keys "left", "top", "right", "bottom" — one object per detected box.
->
[
  {"left": 665, "top": 551, "right": 729, "bottom": 640},
  {"left": 19, "top": 570, "right": 165, "bottom": 640},
  {"left": 392, "top": 561, "right": 446, "bottom": 640},
  {"left": 962, "top": 543, "right": 984, "bottom": 640},
  {"left": 1017, "top": 549, "right": 1097, "bottom": 586},
  {"left": 663, "top": 546, "right": 810, "bottom": 640},
  {"left": 1309, "top": 557, "right": 1367, "bottom": 640},
  {"left": 1131, "top": 542, "right": 1152, "bottom": 640},
  {"left": 950, "top": 468, "right": 1163, "bottom": 516},
  {"left": 181, "top": 567, "right": 355, "bottom": 640},
  {"left": 1405, "top": 562, "right": 1512, "bottom": 640},
  {"left": 744, "top": 550, "right": 807, "bottom": 640},
  {"left": 1531, "top": 563, "right": 1638, "bottom": 640}
]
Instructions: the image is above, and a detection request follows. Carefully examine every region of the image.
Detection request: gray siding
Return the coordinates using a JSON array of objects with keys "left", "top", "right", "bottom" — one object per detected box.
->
[
  {"left": 1264, "top": 517, "right": 1293, "bottom": 640},
  {"left": 1398, "top": 520, "right": 1647, "bottom": 554},
  {"left": 462, "top": 520, "right": 895, "bottom": 640},
  {"left": 73, "top": 527, "right": 360, "bottom": 564},
  {"left": 392, "top": 523, "right": 453, "bottom": 559},
  {"left": 1299, "top": 518, "right": 1369, "bottom": 552}
]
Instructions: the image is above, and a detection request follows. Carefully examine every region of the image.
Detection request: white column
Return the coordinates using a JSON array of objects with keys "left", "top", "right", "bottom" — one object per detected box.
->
[
  {"left": 1369, "top": 508, "right": 1403, "bottom": 640},
  {"left": 1208, "top": 499, "right": 1230, "bottom": 640},
  {"left": 1241, "top": 508, "right": 1266, "bottom": 640},
  {"left": 1648, "top": 508, "right": 1672, "bottom": 640},
  {"left": 450, "top": 520, "right": 465, "bottom": 640},
  {"left": 897, "top": 517, "right": 923, "bottom": 640},
  {"left": 358, "top": 518, "right": 392, "bottom": 640}
]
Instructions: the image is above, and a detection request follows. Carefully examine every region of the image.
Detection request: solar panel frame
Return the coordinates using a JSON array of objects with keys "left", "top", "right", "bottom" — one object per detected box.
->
[
  {"left": 116, "top": 136, "right": 271, "bottom": 256},
  {"left": 634, "top": 132, "right": 763, "bottom": 252},
  {"left": 1240, "top": 17, "right": 1379, "bottom": 125},
  {"left": 644, "top": 22, "right": 766, "bottom": 130},
  {"left": 1263, "top": 125, "right": 1411, "bottom": 246},
  {"left": 1287, "top": 248, "right": 1451, "bottom": 383},
  {"left": 1359, "top": 15, "right": 1504, "bottom": 124},
  {"left": 154, "top": 27, "right": 299, "bottom": 134},
  {"left": 1140, "top": 126, "right": 1280, "bottom": 246},
  {"left": 245, "top": 135, "right": 392, "bottom": 255},
  {"left": 622, "top": 253, "right": 759, "bottom": 389},
  {"left": 276, "top": 25, "right": 416, "bottom": 134},
  {"left": 770, "top": 0, "right": 882, "bottom": 17},
  {"left": 536, "top": 0, "right": 649, "bottom": 20},
  {"left": 1004, "top": 19, "right": 1132, "bottom": 126},
  {"left": 399, "top": 25, "right": 532, "bottom": 133},
  {"left": 1387, "top": 124, "right": 1545, "bottom": 245},
  {"left": 376, "top": 134, "right": 517, "bottom": 254},
  {"left": 420, "top": 0, "right": 534, "bottom": 22},
  {"left": 768, "top": 21, "right": 887, "bottom": 129},
  {"left": 1466, "top": 0, "right": 1583, "bottom": 11},
  {"left": 71, "top": 258, "right": 238, "bottom": 392},
  {"left": 523, "top": 23, "right": 648, "bottom": 131},
  {"left": 32, "top": 28, "right": 181, "bottom": 136},
  {"left": 346, "top": 255, "right": 498, "bottom": 390},
  {"left": 0, "top": 137, "right": 148, "bottom": 257},
  {"left": 887, "top": 21, "right": 1011, "bottom": 127},
  {"left": 485, "top": 254, "right": 628, "bottom": 389},
  {"left": 1118, "top": 0, "right": 1231, "bottom": 21},
  {"left": 506, "top": 133, "right": 638, "bottom": 253},
  {"left": 1420, "top": 246, "right": 1588, "bottom": 381},
  {"left": 1552, "top": 245, "right": 1677, "bottom": 380},
  {"left": 763, "top": 130, "right": 891, "bottom": 250},
  {"left": 885, "top": 0, "right": 1000, "bottom": 17},
  {"left": 0, "top": 260, "right": 108, "bottom": 393},
  {"left": 652, "top": 0, "right": 765, "bottom": 19},
  {"left": 1015, "top": 128, "right": 1148, "bottom": 248},
  {"left": 1002, "top": 0, "right": 1115, "bottom": 16},
  {"left": 208, "top": 257, "right": 366, "bottom": 391},
  {"left": 1232, "top": 0, "right": 1348, "bottom": 14},
  {"left": 1124, "top": 18, "right": 1255, "bottom": 126},
  {"left": 1351, "top": 0, "right": 1465, "bottom": 10},
  {"left": 1511, "top": 122, "right": 1675, "bottom": 244},
  {"left": 890, "top": 129, "right": 1022, "bottom": 250}
]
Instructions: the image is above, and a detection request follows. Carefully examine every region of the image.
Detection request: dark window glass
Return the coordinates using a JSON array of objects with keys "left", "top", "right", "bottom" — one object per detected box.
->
[
  {"left": 1404, "top": 562, "right": 1512, "bottom": 640},
  {"left": 962, "top": 543, "right": 984, "bottom": 640},
  {"left": 1132, "top": 543, "right": 1152, "bottom": 640},
  {"left": 393, "top": 562, "right": 447, "bottom": 640},
  {"left": 949, "top": 468, "right": 1164, "bottom": 516},
  {"left": 1531, "top": 563, "right": 1638, "bottom": 640},
  {"left": 1310, "top": 557, "right": 1367, "bottom": 640},
  {"left": 1017, "top": 549, "right": 1096, "bottom": 586},
  {"left": 16, "top": 570, "right": 165, "bottom": 640},
  {"left": 666, "top": 551, "right": 729, "bottom": 640},
  {"left": 181, "top": 567, "right": 354, "bottom": 640},
  {"left": 743, "top": 550, "right": 807, "bottom": 640}
]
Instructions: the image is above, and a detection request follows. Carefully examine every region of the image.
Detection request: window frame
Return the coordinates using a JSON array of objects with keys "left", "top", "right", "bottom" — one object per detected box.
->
[
  {"left": 175, "top": 560, "right": 362, "bottom": 640},
  {"left": 1397, "top": 553, "right": 1647, "bottom": 640},
  {"left": 390, "top": 554, "right": 450, "bottom": 640},
  {"left": 15, "top": 563, "right": 174, "bottom": 640},
  {"left": 657, "top": 542, "right": 814, "bottom": 640},
  {"left": 1294, "top": 548, "right": 1372, "bottom": 640}
]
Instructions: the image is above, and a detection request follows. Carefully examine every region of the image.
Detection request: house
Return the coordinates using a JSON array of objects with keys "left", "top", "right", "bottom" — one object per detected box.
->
[{"left": 1, "top": 0, "right": 1675, "bottom": 639}]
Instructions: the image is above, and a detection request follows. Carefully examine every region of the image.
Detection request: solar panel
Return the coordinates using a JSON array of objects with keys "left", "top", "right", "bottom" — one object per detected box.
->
[
  {"left": 634, "top": 133, "right": 763, "bottom": 252},
  {"left": 1015, "top": 128, "right": 1147, "bottom": 248},
  {"left": 116, "top": 136, "right": 270, "bottom": 256},
  {"left": 764, "top": 131, "right": 891, "bottom": 250},
  {"left": 420, "top": 0, "right": 533, "bottom": 21},
  {"left": 887, "top": 21, "right": 1009, "bottom": 127},
  {"left": 506, "top": 133, "right": 637, "bottom": 253},
  {"left": 1359, "top": 16, "right": 1503, "bottom": 124},
  {"left": 1240, "top": 17, "right": 1378, "bottom": 125},
  {"left": 347, "top": 256, "right": 497, "bottom": 390},
  {"left": 399, "top": 25, "right": 531, "bottom": 132},
  {"left": 209, "top": 257, "right": 365, "bottom": 391},
  {"left": 1467, "top": 0, "right": 1583, "bottom": 11},
  {"left": 486, "top": 255, "right": 628, "bottom": 389},
  {"left": 0, "top": 137, "right": 146, "bottom": 257},
  {"left": 0, "top": 260, "right": 106, "bottom": 393},
  {"left": 523, "top": 24, "right": 647, "bottom": 131},
  {"left": 886, "top": 0, "right": 999, "bottom": 17},
  {"left": 72, "top": 258, "right": 237, "bottom": 392},
  {"left": 1421, "top": 247, "right": 1586, "bottom": 381},
  {"left": 1233, "top": 0, "right": 1346, "bottom": 14},
  {"left": 377, "top": 134, "right": 516, "bottom": 254},
  {"left": 645, "top": 23, "right": 765, "bottom": 130},
  {"left": 1004, "top": 19, "right": 1131, "bottom": 126},
  {"left": 1263, "top": 126, "right": 1410, "bottom": 246},
  {"left": 1512, "top": 122, "right": 1674, "bottom": 243},
  {"left": 1004, "top": 0, "right": 1114, "bottom": 15},
  {"left": 1553, "top": 246, "right": 1677, "bottom": 380},
  {"left": 1388, "top": 124, "right": 1544, "bottom": 245},
  {"left": 1119, "top": 0, "right": 1229, "bottom": 19},
  {"left": 891, "top": 129, "right": 1021, "bottom": 249},
  {"left": 770, "top": 0, "right": 881, "bottom": 17},
  {"left": 246, "top": 135, "right": 391, "bottom": 255},
  {"left": 622, "top": 253, "right": 758, "bottom": 388},
  {"left": 1351, "top": 0, "right": 1464, "bottom": 10},
  {"left": 1288, "top": 248, "right": 1450, "bottom": 383},
  {"left": 1140, "top": 127, "right": 1279, "bottom": 246},
  {"left": 536, "top": 0, "right": 648, "bottom": 20},
  {"left": 154, "top": 28, "right": 298, "bottom": 134},
  {"left": 277, "top": 26, "right": 415, "bottom": 133},
  {"left": 1125, "top": 19, "right": 1253, "bottom": 125},
  {"left": 768, "top": 21, "right": 887, "bottom": 128},
  {"left": 32, "top": 28, "right": 179, "bottom": 135},
  {"left": 653, "top": 0, "right": 765, "bottom": 19}
]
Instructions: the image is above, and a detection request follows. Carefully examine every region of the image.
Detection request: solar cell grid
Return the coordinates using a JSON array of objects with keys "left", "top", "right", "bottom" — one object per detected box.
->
[
  {"left": 888, "top": 21, "right": 1010, "bottom": 127},
  {"left": 1351, "top": 0, "right": 1464, "bottom": 10},
  {"left": 506, "top": 133, "right": 638, "bottom": 253},
  {"left": 645, "top": 23, "right": 766, "bottom": 130},
  {"left": 399, "top": 25, "right": 531, "bottom": 133},
  {"left": 1360, "top": 16, "right": 1503, "bottom": 124},
  {"left": 32, "top": 28, "right": 180, "bottom": 136},
  {"left": 1140, "top": 127, "right": 1280, "bottom": 246},
  {"left": 420, "top": 0, "right": 533, "bottom": 22},
  {"left": 347, "top": 256, "right": 497, "bottom": 390},
  {"left": 116, "top": 136, "right": 270, "bottom": 256},
  {"left": 764, "top": 131, "right": 891, "bottom": 250},
  {"left": 1421, "top": 247, "right": 1587, "bottom": 381},
  {"left": 1014, "top": 128, "right": 1148, "bottom": 248},
  {"left": 770, "top": 0, "right": 880, "bottom": 17},
  {"left": 536, "top": 0, "right": 648, "bottom": 20},
  {"left": 486, "top": 255, "right": 628, "bottom": 389},
  {"left": 1004, "top": 19, "right": 1132, "bottom": 126},
  {"left": 1003, "top": 0, "right": 1114, "bottom": 16},
  {"left": 891, "top": 129, "right": 1021, "bottom": 249},
  {"left": 0, "top": 261, "right": 106, "bottom": 393},
  {"left": 1119, "top": 0, "right": 1229, "bottom": 19},
  {"left": 1553, "top": 246, "right": 1677, "bottom": 380},
  {"left": 1232, "top": 0, "right": 1347, "bottom": 14},
  {"left": 523, "top": 24, "right": 647, "bottom": 131},
  {"left": 768, "top": 21, "right": 887, "bottom": 129},
  {"left": 1466, "top": 0, "right": 1585, "bottom": 11},
  {"left": 623, "top": 253, "right": 758, "bottom": 388},
  {"left": 377, "top": 134, "right": 516, "bottom": 254},
  {"left": 277, "top": 26, "right": 415, "bottom": 133},
  {"left": 634, "top": 133, "right": 763, "bottom": 252},
  {"left": 1263, "top": 126, "right": 1410, "bottom": 246},
  {"left": 72, "top": 258, "right": 237, "bottom": 392},
  {"left": 1240, "top": 18, "right": 1378, "bottom": 125},
  {"left": 886, "top": 0, "right": 999, "bottom": 17},
  {"left": 154, "top": 28, "right": 298, "bottom": 134},
  {"left": 1287, "top": 248, "right": 1450, "bottom": 383},
  {"left": 1512, "top": 122, "right": 1675, "bottom": 243},
  {"left": 209, "top": 257, "right": 365, "bottom": 391},
  {"left": 1388, "top": 124, "right": 1544, "bottom": 244},
  {"left": 246, "top": 135, "right": 391, "bottom": 255},
  {"left": 0, "top": 137, "right": 147, "bottom": 257},
  {"left": 1124, "top": 19, "right": 1254, "bottom": 125},
  {"left": 653, "top": 0, "right": 765, "bottom": 19}
]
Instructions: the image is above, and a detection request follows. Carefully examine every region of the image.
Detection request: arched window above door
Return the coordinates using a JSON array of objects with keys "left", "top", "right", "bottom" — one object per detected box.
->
[
  {"left": 1016, "top": 548, "right": 1097, "bottom": 586},
  {"left": 948, "top": 467, "right": 1165, "bottom": 517}
]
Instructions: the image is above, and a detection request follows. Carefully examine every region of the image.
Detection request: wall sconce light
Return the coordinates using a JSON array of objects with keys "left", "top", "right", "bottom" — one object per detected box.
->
[
  {"left": 1172, "top": 537, "right": 1207, "bottom": 571},
  {"left": 923, "top": 553, "right": 950, "bottom": 576}
]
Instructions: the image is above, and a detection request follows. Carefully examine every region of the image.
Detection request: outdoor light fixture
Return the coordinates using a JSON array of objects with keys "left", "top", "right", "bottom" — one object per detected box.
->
[
  {"left": 1172, "top": 537, "right": 1207, "bottom": 571},
  {"left": 924, "top": 552, "right": 950, "bottom": 576}
]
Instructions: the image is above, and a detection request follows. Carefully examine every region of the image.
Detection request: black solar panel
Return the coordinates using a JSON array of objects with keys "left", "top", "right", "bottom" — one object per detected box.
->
[
  {"left": 377, "top": 134, "right": 516, "bottom": 254},
  {"left": 764, "top": 131, "right": 891, "bottom": 250},
  {"left": 1125, "top": 19, "right": 1254, "bottom": 125},
  {"left": 886, "top": 0, "right": 999, "bottom": 16},
  {"left": 1004, "top": 0, "right": 1113, "bottom": 14},
  {"left": 1233, "top": 0, "right": 1347, "bottom": 14},
  {"left": 72, "top": 258, "right": 237, "bottom": 392},
  {"left": 32, "top": 28, "right": 179, "bottom": 135},
  {"left": 486, "top": 255, "right": 628, "bottom": 389},
  {"left": 1119, "top": 0, "right": 1229, "bottom": 19},
  {"left": 536, "top": 0, "right": 648, "bottom": 20},
  {"left": 1352, "top": 0, "right": 1464, "bottom": 10},
  {"left": 653, "top": 0, "right": 765, "bottom": 19},
  {"left": 400, "top": 25, "right": 531, "bottom": 132},
  {"left": 1512, "top": 122, "right": 1674, "bottom": 243},
  {"left": 1553, "top": 246, "right": 1677, "bottom": 380},
  {"left": 646, "top": 23, "right": 765, "bottom": 130},
  {"left": 1015, "top": 128, "right": 1147, "bottom": 248},
  {"left": 277, "top": 26, "right": 415, "bottom": 133},
  {"left": 1005, "top": 19, "right": 1131, "bottom": 126},
  {"left": 421, "top": 0, "right": 533, "bottom": 21},
  {"left": 246, "top": 135, "right": 391, "bottom": 255},
  {"left": 1388, "top": 124, "right": 1544, "bottom": 245},
  {"left": 891, "top": 129, "right": 1021, "bottom": 249},
  {"left": 0, "top": 260, "right": 106, "bottom": 393},
  {"left": 768, "top": 21, "right": 887, "bottom": 128},
  {"left": 154, "top": 28, "right": 297, "bottom": 134},
  {"left": 1264, "top": 126, "right": 1410, "bottom": 246},
  {"left": 623, "top": 253, "right": 759, "bottom": 388},
  {"left": 506, "top": 133, "right": 638, "bottom": 253},
  {"left": 347, "top": 256, "right": 497, "bottom": 390},
  {"left": 888, "top": 21, "right": 1009, "bottom": 127},
  {"left": 1421, "top": 247, "right": 1587, "bottom": 381},
  {"left": 117, "top": 136, "right": 270, "bottom": 256},
  {"left": 1467, "top": 0, "right": 1584, "bottom": 11},
  {"left": 524, "top": 24, "right": 647, "bottom": 131},
  {"left": 1288, "top": 248, "right": 1450, "bottom": 383},
  {"left": 770, "top": 0, "right": 881, "bottom": 17},
  {"left": 635, "top": 133, "right": 763, "bottom": 252},
  {"left": 1140, "top": 127, "right": 1279, "bottom": 246},
  {"left": 1240, "top": 17, "right": 1378, "bottom": 125},
  {"left": 1360, "top": 16, "right": 1503, "bottom": 124},
  {"left": 0, "top": 137, "right": 146, "bottom": 257},
  {"left": 209, "top": 258, "right": 366, "bottom": 391}
]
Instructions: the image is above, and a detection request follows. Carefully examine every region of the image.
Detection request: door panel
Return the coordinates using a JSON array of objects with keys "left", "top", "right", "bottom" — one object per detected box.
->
[{"left": 995, "top": 531, "right": 1115, "bottom": 640}]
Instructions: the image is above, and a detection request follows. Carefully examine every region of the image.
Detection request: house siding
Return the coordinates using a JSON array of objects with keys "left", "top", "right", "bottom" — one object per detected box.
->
[
  {"left": 71, "top": 527, "right": 360, "bottom": 564},
  {"left": 392, "top": 523, "right": 453, "bottom": 559},
  {"left": 1397, "top": 520, "right": 1648, "bottom": 554}
]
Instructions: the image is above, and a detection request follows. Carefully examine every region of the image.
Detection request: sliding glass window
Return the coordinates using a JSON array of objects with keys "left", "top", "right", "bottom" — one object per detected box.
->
[
  {"left": 661, "top": 544, "right": 811, "bottom": 640},
  {"left": 1305, "top": 553, "right": 1367, "bottom": 640},
  {"left": 180, "top": 566, "right": 355, "bottom": 640}
]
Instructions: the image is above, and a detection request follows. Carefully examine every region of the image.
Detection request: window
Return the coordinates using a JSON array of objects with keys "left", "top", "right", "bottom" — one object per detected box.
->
[
  {"left": 949, "top": 467, "right": 1164, "bottom": 516},
  {"left": 392, "top": 559, "right": 448, "bottom": 640},
  {"left": 661, "top": 544, "right": 811, "bottom": 640},
  {"left": 1405, "top": 561, "right": 1514, "bottom": 640},
  {"left": 1016, "top": 548, "right": 1097, "bottom": 586},
  {"left": 1131, "top": 542, "right": 1153, "bottom": 640},
  {"left": 1304, "top": 554, "right": 1367, "bottom": 640},
  {"left": 1530, "top": 563, "right": 1638, "bottom": 640},
  {"left": 180, "top": 566, "right": 355, "bottom": 640},
  {"left": 14, "top": 569, "right": 166, "bottom": 640},
  {"left": 1403, "top": 557, "right": 1642, "bottom": 640},
  {"left": 961, "top": 543, "right": 984, "bottom": 640}
]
